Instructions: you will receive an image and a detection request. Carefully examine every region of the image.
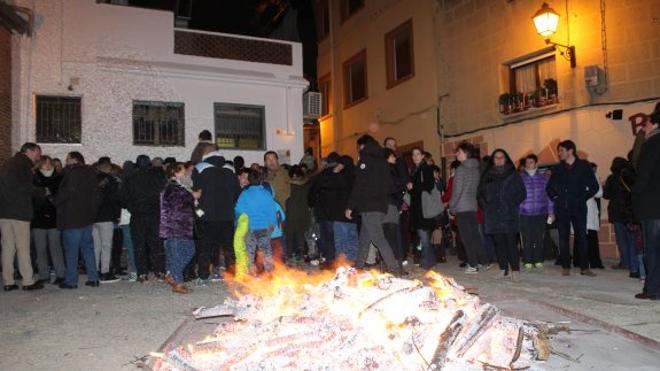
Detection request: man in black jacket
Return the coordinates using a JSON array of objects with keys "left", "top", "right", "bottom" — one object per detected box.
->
[
  {"left": 345, "top": 135, "right": 401, "bottom": 276},
  {"left": 54, "top": 152, "right": 101, "bottom": 289},
  {"left": 546, "top": 140, "right": 599, "bottom": 277},
  {"left": 0, "top": 143, "right": 46, "bottom": 291},
  {"left": 121, "top": 155, "right": 166, "bottom": 282},
  {"left": 632, "top": 111, "right": 660, "bottom": 300},
  {"left": 193, "top": 151, "right": 241, "bottom": 284}
]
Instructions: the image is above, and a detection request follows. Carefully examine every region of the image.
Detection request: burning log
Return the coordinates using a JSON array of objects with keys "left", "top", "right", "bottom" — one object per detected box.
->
[{"left": 153, "top": 268, "right": 546, "bottom": 371}]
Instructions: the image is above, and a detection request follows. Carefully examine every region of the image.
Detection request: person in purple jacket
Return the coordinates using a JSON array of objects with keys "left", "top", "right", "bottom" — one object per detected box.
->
[{"left": 519, "top": 154, "right": 554, "bottom": 271}]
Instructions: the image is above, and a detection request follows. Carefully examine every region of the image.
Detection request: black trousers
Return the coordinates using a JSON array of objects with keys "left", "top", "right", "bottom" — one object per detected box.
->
[
  {"left": 492, "top": 233, "right": 520, "bottom": 272},
  {"left": 383, "top": 223, "right": 400, "bottom": 262},
  {"left": 197, "top": 220, "right": 235, "bottom": 279},
  {"left": 130, "top": 214, "right": 164, "bottom": 276},
  {"left": 584, "top": 230, "right": 603, "bottom": 268},
  {"left": 111, "top": 227, "right": 124, "bottom": 273},
  {"left": 520, "top": 214, "right": 546, "bottom": 264},
  {"left": 642, "top": 219, "right": 660, "bottom": 297},
  {"left": 556, "top": 207, "right": 588, "bottom": 270}
]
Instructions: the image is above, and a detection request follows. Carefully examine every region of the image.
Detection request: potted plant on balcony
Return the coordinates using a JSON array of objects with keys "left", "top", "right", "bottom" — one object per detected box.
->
[
  {"left": 544, "top": 78, "right": 558, "bottom": 104},
  {"left": 534, "top": 87, "right": 546, "bottom": 107},
  {"left": 499, "top": 93, "right": 511, "bottom": 114},
  {"left": 512, "top": 93, "right": 525, "bottom": 112},
  {"left": 525, "top": 92, "right": 534, "bottom": 109}
]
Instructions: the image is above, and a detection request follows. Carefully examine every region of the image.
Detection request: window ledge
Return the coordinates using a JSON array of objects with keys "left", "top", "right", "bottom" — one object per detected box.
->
[
  {"left": 500, "top": 103, "right": 560, "bottom": 121},
  {"left": 343, "top": 96, "right": 368, "bottom": 110}
]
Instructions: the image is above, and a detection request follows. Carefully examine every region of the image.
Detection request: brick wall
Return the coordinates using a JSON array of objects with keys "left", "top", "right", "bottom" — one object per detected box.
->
[{"left": 0, "top": 27, "right": 12, "bottom": 164}]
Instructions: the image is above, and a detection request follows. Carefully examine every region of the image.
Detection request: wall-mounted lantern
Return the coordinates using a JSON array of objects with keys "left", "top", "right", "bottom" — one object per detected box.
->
[{"left": 532, "top": 2, "right": 576, "bottom": 68}]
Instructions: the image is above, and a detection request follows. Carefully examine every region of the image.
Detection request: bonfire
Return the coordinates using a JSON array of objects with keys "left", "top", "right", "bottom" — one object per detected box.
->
[{"left": 152, "top": 265, "right": 547, "bottom": 370}]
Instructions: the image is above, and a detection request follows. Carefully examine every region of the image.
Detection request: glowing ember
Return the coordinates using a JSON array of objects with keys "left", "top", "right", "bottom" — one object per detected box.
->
[{"left": 153, "top": 266, "right": 545, "bottom": 371}]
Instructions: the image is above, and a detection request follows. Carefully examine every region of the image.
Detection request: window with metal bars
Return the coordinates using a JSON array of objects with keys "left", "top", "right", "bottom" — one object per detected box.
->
[
  {"left": 214, "top": 103, "right": 265, "bottom": 150},
  {"left": 35, "top": 96, "right": 82, "bottom": 143},
  {"left": 132, "top": 101, "right": 185, "bottom": 146}
]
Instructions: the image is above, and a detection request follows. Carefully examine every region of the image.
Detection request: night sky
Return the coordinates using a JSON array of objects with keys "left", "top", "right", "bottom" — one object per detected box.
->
[{"left": 129, "top": 0, "right": 318, "bottom": 83}]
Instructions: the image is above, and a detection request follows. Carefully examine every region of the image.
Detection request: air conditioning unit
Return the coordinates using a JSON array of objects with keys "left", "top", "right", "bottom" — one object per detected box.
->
[{"left": 303, "top": 91, "right": 322, "bottom": 119}]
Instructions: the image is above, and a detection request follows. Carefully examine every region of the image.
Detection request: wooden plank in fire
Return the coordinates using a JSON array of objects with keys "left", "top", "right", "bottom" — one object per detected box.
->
[
  {"left": 454, "top": 304, "right": 500, "bottom": 358},
  {"left": 428, "top": 310, "right": 466, "bottom": 370},
  {"left": 192, "top": 305, "right": 236, "bottom": 320}
]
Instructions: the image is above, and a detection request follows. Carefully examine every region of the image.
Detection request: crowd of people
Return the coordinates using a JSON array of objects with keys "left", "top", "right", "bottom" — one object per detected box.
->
[{"left": 0, "top": 110, "right": 658, "bottom": 301}]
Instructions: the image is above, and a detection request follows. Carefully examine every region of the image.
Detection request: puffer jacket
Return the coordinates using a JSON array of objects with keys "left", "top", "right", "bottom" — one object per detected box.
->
[
  {"left": 159, "top": 180, "right": 195, "bottom": 239},
  {"left": 478, "top": 164, "right": 526, "bottom": 234},
  {"left": 449, "top": 158, "right": 480, "bottom": 213},
  {"left": 519, "top": 169, "right": 554, "bottom": 216}
]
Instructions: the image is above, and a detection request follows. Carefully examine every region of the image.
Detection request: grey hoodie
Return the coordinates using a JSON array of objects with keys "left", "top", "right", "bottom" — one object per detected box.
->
[{"left": 449, "top": 158, "right": 480, "bottom": 213}]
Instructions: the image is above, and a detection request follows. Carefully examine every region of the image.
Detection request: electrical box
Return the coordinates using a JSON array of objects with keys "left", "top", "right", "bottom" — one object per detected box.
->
[{"left": 585, "top": 65, "right": 607, "bottom": 95}]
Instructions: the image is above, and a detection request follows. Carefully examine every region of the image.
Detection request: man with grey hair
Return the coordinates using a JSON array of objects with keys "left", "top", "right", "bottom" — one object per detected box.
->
[{"left": 0, "top": 143, "right": 46, "bottom": 291}]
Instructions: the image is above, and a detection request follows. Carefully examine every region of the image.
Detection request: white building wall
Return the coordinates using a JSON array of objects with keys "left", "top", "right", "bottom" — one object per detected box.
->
[{"left": 11, "top": 0, "right": 307, "bottom": 165}]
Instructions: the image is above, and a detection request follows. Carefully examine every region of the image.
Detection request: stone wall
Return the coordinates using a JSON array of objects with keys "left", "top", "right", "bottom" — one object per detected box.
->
[{"left": 0, "top": 27, "right": 12, "bottom": 164}]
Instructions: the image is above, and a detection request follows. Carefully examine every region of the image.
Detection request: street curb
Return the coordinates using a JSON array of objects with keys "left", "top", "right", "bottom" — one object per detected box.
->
[{"left": 529, "top": 298, "right": 660, "bottom": 353}]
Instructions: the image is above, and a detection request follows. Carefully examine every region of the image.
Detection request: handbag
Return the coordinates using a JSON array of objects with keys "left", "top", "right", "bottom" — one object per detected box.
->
[{"left": 421, "top": 169, "right": 445, "bottom": 219}]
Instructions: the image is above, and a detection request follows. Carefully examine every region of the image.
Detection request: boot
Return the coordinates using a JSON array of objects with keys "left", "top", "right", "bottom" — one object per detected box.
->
[
  {"left": 172, "top": 283, "right": 192, "bottom": 294},
  {"left": 562, "top": 268, "right": 570, "bottom": 276},
  {"left": 580, "top": 269, "right": 596, "bottom": 277}
]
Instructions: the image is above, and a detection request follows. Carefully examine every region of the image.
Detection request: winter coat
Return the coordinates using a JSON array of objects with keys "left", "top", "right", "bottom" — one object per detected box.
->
[
  {"left": 388, "top": 157, "right": 409, "bottom": 209},
  {"left": 121, "top": 168, "right": 166, "bottom": 216},
  {"left": 546, "top": 158, "right": 599, "bottom": 214},
  {"left": 95, "top": 172, "right": 121, "bottom": 224},
  {"left": 0, "top": 152, "right": 46, "bottom": 221},
  {"left": 586, "top": 175, "right": 603, "bottom": 231},
  {"left": 32, "top": 171, "right": 62, "bottom": 229},
  {"left": 192, "top": 155, "right": 240, "bottom": 222},
  {"left": 603, "top": 158, "right": 636, "bottom": 223},
  {"left": 449, "top": 158, "right": 480, "bottom": 213},
  {"left": 309, "top": 167, "right": 354, "bottom": 222},
  {"left": 478, "top": 164, "right": 526, "bottom": 234},
  {"left": 285, "top": 179, "right": 312, "bottom": 233},
  {"left": 632, "top": 128, "right": 660, "bottom": 220},
  {"left": 53, "top": 164, "right": 100, "bottom": 230},
  {"left": 235, "top": 185, "right": 281, "bottom": 231},
  {"left": 159, "top": 180, "right": 195, "bottom": 239},
  {"left": 519, "top": 170, "right": 554, "bottom": 216},
  {"left": 410, "top": 162, "right": 437, "bottom": 231},
  {"left": 347, "top": 141, "right": 394, "bottom": 214},
  {"left": 264, "top": 166, "right": 291, "bottom": 209}
]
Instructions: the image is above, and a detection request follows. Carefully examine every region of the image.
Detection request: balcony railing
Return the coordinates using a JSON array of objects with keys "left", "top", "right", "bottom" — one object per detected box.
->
[{"left": 174, "top": 30, "right": 293, "bottom": 66}]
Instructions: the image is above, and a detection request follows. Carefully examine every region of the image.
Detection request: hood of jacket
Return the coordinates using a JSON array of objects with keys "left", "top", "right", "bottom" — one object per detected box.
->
[
  {"left": 359, "top": 141, "right": 383, "bottom": 159},
  {"left": 205, "top": 155, "right": 226, "bottom": 168}
]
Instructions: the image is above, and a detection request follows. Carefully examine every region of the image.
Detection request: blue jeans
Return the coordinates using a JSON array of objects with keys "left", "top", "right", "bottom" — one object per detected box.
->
[
  {"left": 333, "top": 222, "right": 358, "bottom": 262},
  {"left": 62, "top": 225, "right": 98, "bottom": 286},
  {"left": 641, "top": 219, "right": 660, "bottom": 297},
  {"left": 417, "top": 229, "right": 436, "bottom": 269},
  {"left": 165, "top": 239, "right": 195, "bottom": 283},
  {"left": 613, "top": 222, "right": 633, "bottom": 270},
  {"left": 120, "top": 224, "right": 136, "bottom": 274}
]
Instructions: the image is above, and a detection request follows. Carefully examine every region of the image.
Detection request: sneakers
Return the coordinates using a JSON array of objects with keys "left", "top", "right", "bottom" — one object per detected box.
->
[
  {"left": 85, "top": 280, "right": 100, "bottom": 287},
  {"left": 52, "top": 277, "right": 66, "bottom": 285},
  {"left": 196, "top": 278, "right": 210, "bottom": 287},
  {"left": 524, "top": 263, "right": 533, "bottom": 272},
  {"left": 58, "top": 282, "right": 77, "bottom": 289},
  {"left": 510, "top": 271, "right": 520, "bottom": 282},
  {"left": 464, "top": 266, "right": 478, "bottom": 274},
  {"left": 310, "top": 259, "right": 320, "bottom": 266},
  {"left": 3, "top": 284, "right": 18, "bottom": 292},
  {"left": 137, "top": 274, "right": 148, "bottom": 283},
  {"left": 535, "top": 262, "right": 544, "bottom": 269},
  {"left": 493, "top": 270, "right": 508, "bottom": 279},
  {"left": 210, "top": 269, "right": 223, "bottom": 282},
  {"left": 127, "top": 272, "right": 138, "bottom": 282},
  {"left": 99, "top": 273, "right": 121, "bottom": 284}
]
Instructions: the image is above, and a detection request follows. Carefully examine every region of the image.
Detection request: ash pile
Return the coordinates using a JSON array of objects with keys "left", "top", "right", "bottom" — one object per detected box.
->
[{"left": 154, "top": 268, "right": 548, "bottom": 370}]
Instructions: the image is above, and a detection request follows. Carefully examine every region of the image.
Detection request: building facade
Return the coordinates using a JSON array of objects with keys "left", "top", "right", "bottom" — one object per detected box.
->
[
  {"left": 315, "top": 0, "right": 660, "bottom": 258},
  {"left": 7, "top": 0, "right": 308, "bottom": 165}
]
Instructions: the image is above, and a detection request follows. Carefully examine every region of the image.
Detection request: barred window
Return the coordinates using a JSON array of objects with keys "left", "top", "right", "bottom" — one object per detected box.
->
[
  {"left": 35, "top": 96, "right": 81, "bottom": 143},
  {"left": 214, "top": 103, "right": 265, "bottom": 150},
  {"left": 132, "top": 101, "right": 185, "bottom": 146}
]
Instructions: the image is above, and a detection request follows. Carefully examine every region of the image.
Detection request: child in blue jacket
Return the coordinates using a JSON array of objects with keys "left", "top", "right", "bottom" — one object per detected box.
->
[{"left": 235, "top": 169, "right": 282, "bottom": 274}]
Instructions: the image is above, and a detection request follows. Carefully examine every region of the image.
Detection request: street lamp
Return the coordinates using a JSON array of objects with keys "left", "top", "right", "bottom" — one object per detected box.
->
[{"left": 532, "top": 2, "right": 576, "bottom": 68}]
